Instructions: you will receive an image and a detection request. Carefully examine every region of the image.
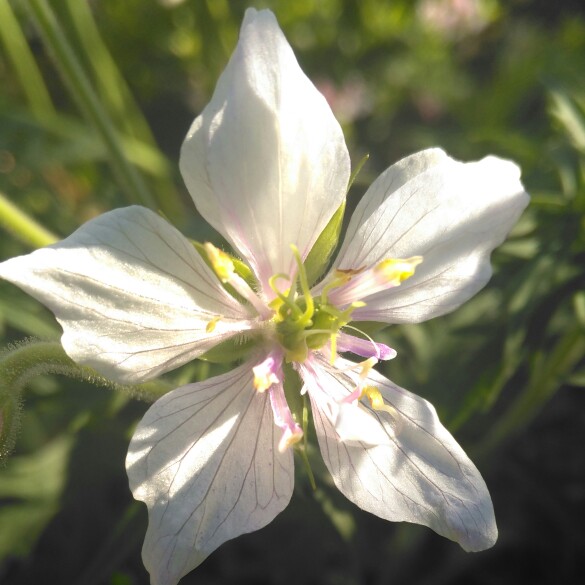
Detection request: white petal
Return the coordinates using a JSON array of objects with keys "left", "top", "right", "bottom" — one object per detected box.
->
[
  {"left": 180, "top": 8, "right": 350, "bottom": 293},
  {"left": 308, "top": 356, "right": 497, "bottom": 551},
  {"left": 333, "top": 401, "right": 394, "bottom": 446},
  {"left": 332, "top": 149, "right": 529, "bottom": 323},
  {"left": 0, "top": 206, "right": 254, "bottom": 383},
  {"left": 126, "top": 361, "right": 294, "bottom": 585}
]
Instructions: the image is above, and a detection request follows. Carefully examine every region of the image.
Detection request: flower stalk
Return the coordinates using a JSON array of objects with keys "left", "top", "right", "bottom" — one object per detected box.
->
[
  {"left": 0, "top": 340, "right": 173, "bottom": 459},
  {"left": 0, "top": 191, "right": 58, "bottom": 248}
]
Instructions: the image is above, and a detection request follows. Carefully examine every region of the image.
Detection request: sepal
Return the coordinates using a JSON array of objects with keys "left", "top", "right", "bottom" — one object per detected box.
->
[{"left": 304, "top": 202, "right": 346, "bottom": 287}]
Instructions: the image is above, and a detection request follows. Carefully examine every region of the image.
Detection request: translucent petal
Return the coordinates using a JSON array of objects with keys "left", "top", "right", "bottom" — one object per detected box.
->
[
  {"left": 307, "top": 356, "right": 497, "bottom": 551},
  {"left": 126, "top": 361, "right": 294, "bottom": 585},
  {"left": 0, "top": 207, "right": 254, "bottom": 383},
  {"left": 331, "top": 149, "right": 529, "bottom": 323},
  {"left": 180, "top": 8, "right": 350, "bottom": 294},
  {"left": 333, "top": 401, "right": 394, "bottom": 447}
]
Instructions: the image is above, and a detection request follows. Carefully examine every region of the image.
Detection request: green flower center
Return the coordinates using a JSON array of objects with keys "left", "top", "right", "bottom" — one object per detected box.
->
[
  {"left": 203, "top": 241, "right": 420, "bottom": 365},
  {"left": 268, "top": 246, "right": 362, "bottom": 362}
]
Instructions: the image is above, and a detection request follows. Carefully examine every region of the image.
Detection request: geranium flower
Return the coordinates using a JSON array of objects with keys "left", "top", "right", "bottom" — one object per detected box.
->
[{"left": 0, "top": 8, "right": 528, "bottom": 585}]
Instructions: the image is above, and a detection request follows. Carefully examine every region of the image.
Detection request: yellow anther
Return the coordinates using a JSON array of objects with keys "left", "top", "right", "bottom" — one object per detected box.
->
[
  {"left": 362, "top": 385, "right": 384, "bottom": 408},
  {"left": 278, "top": 427, "right": 303, "bottom": 453},
  {"left": 375, "top": 256, "right": 423, "bottom": 286},
  {"left": 206, "top": 315, "right": 222, "bottom": 333},
  {"left": 252, "top": 365, "right": 279, "bottom": 393},
  {"left": 362, "top": 385, "right": 400, "bottom": 421},
  {"left": 204, "top": 242, "right": 235, "bottom": 282}
]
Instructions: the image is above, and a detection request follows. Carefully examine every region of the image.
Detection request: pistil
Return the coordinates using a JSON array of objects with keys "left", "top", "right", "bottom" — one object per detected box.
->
[{"left": 269, "top": 246, "right": 378, "bottom": 363}]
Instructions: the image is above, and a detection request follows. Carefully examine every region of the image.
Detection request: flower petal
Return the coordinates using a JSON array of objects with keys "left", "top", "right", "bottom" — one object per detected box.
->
[
  {"left": 180, "top": 8, "right": 350, "bottom": 293},
  {"left": 126, "top": 361, "right": 294, "bottom": 585},
  {"left": 0, "top": 206, "right": 255, "bottom": 383},
  {"left": 332, "top": 401, "right": 395, "bottom": 447},
  {"left": 332, "top": 149, "right": 529, "bottom": 323},
  {"left": 307, "top": 356, "right": 497, "bottom": 551}
]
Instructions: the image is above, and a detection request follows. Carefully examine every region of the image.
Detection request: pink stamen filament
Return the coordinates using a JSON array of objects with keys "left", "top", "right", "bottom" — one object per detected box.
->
[
  {"left": 336, "top": 331, "right": 397, "bottom": 361},
  {"left": 269, "top": 383, "right": 303, "bottom": 452}
]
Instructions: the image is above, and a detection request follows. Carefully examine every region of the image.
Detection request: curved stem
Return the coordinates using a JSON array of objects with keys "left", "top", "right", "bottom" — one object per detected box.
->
[
  {"left": 0, "top": 340, "right": 171, "bottom": 404},
  {"left": 0, "top": 191, "right": 58, "bottom": 248}
]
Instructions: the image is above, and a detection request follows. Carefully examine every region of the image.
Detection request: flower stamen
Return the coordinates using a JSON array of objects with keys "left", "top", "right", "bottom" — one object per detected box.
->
[
  {"left": 339, "top": 356, "right": 379, "bottom": 404},
  {"left": 205, "top": 315, "right": 222, "bottom": 333},
  {"left": 362, "top": 385, "right": 402, "bottom": 435},
  {"left": 291, "top": 244, "right": 314, "bottom": 328},
  {"left": 375, "top": 257, "right": 423, "bottom": 285},
  {"left": 204, "top": 243, "right": 271, "bottom": 318},
  {"left": 252, "top": 352, "right": 283, "bottom": 393},
  {"left": 326, "top": 256, "right": 423, "bottom": 308},
  {"left": 269, "top": 246, "right": 383, "bottom": 362},
  {"left": 337, "top": 328, "right": 397, "bottom": 361}
]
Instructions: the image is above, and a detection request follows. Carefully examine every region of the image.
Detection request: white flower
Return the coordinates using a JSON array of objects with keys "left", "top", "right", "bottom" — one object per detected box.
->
[{"left": 0, "top": 8, "right": 529, "bottom": 585}]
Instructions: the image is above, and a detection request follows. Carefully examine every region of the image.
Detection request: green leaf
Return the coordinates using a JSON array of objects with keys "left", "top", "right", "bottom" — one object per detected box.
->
[
  {"left": 0, "top": 435, "right": 73, "bottom": 558},
  {"left": 481, "top": 326, "right": 585, "bottom": 454},
  {"left": 347, "top": 153, "right": 369, "bottom": 192},
  {"left": 0, "top": 289, "right": 59, "bottom": 338},
  {"left": 24, "top": 0, "right": 159, "bottom": 212},
  {"left": 549, "top": 89, "right": 585, "bottom": 154},
  {"left": 303, "top": 154, "right": 369, "bottom": 287},
  {"left": 304, "top": 201, "right": 345, "bottom": 287},
  {"left": 313, "top": 487, "right": 356, "bottom": 542}
]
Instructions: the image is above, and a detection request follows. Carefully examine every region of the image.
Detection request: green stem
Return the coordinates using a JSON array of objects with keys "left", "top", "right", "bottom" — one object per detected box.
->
[
  {"left": 0, "top": 191, "right": 58, "bottom": 248},
  {"left": 0, "top": 339, "right": 170, "bottom": 459},
  {"left": 300, "top": 394, "right": 316, "bottom": 490},
  {"left": 24, "top": 0, "right": 157, "bottom": 210},
  {"left": 0, "top": 340, "right": 171, "bottom": 403},
  {"left": 63, "top": 0, "right": 185, "bottom": 221},
  {"left": 0, "top": 0, "right": 55, "bottom": 120},
  {"left": 65, "top": 0, "right": 152, "bottom": 142},
  {"left": 479, "top": 326, "right": 585, "bottom": 454},
  {"left": 72, "top": 501, "right": 145, "bottom": 585}
]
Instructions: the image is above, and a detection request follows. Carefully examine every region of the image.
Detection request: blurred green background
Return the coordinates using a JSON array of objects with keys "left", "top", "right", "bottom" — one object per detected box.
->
[{"left": 1, "top": 0, "right": 585, "bottom": 583}]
